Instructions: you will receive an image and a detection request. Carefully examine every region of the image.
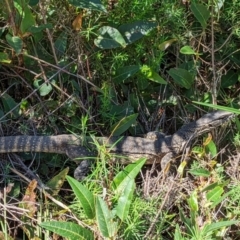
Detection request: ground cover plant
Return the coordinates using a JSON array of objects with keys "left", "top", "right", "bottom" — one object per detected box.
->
[{"left": 1, "top": 0, "right": 240, "bottom": 239}]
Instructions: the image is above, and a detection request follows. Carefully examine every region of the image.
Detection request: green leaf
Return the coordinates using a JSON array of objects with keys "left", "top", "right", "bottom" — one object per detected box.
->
[
  {"left": 187, "top": 190, "right": 198, "bottom": 212},
  {"left": 94, "top": 26, "right": 127, "bottom": 49},
  {"left": 158, "top": 39, "right": 177, "bottom": 51},
  {"left": 188, "top": 168, "right": 211, "bottom": 177},
  {"left": 33, "top": 79, "right": 53, "bottom": 96},
  {"left": 168, "top": 68, "right": 194, "bottom": 89},
  {"left": 40, "top": 221, "right": 94, "bottom": 240},
  {"left": 221, "top": 70, "right": 239, "bottom": 88},
  {"left": 68, "top": 0, "right": 107, "bottom": 12},
  {"left": 112, "top": 158, "right": 146, "bottom": 194},
  {"left": 205, "top": 140, "right": 217, "bottom": 158},
  {"left": 206, "top": 186, "right": 223, "bottom": 203},
  {"left": 141, "top": 65, "right": 167, "bottom": 84},
  {"left": 54, "top": 31, "right": 68, "bottom": 57},
  {"left": 190, "top": 3, "right": 210, "bottom": 29},
  {"left": 0, "top": 52, "right": 11, "bottom": 63},
  {"left": 192, "top": 102, "right": 240, "bottom": 114},
  {"left": 113, "top": 65, "right": 140, "bottom": 83},
  {"left": 180, "top": 46, "right": 197, "bottom": 55},
  {"left": 20, "top": 3, "right": 35, "bottom": 33},
  {"left": 96, "top": 197, "right": 116, "bottom": 238},
  {"left": 111, "top": 113, "right": 138, "bottom": 136},
  {"left": 46, "top": 168, "right": 69, "bottom": 195},
  {"left": 115, "top": 178, "right": 135, "bottom": 221},
  {"left": 174, "top": 224, "right": 185, "bottom": 240},
  {"left": 29, "top": 23, "right": 53, "bottom": 33},
  {"left": 118, "top": 20, "right": 157, "bottom": 45},
  {"left": 66, "top": 176, "right": 95, "bottom": 219},
  {"left": 202, "top": 221, "right": 239, "bottom": 235},
  {"left": 1, "top": 93, "right": 20, "bottom": 119},
  {"left": 6, "top": 34, "right": 23, "bottom": 54}
]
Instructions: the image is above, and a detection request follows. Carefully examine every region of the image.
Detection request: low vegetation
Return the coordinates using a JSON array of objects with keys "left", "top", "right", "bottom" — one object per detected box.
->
[{"left": 1, "top": 0, "right": 240, "bottom": 239}]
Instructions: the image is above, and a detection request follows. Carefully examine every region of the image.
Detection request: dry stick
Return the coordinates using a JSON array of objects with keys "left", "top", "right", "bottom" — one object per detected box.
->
[
  {"left": 211, "top": 3, "right": 217, "bottom": 105},
  {"left": 144, "top": 180, "right": 174, "bottom": 239}
]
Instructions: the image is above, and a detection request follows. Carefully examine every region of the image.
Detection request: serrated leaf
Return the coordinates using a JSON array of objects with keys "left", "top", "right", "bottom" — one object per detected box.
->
[
  {"left": 112, "top": 158, "right": 146, "bottom": 194},
  {"left": 190, "top": 3, "right": 210, "bottom": 29},
  {"left": 118, "top": 20, "right": 157, "bottom": 44},
  {"left": 113, "top": 65, "right": 140, "bottom": 83},
  {"left": 96, "top": 197, "right": 116, "bottom": 238},
  {"left": 116, "top": 179, "right": 135, "bottom": 221},
  {"left": 111, "top": 113, "right": 138, "bottom": 136},
  {"left": 168, "top": 68, "right": 194, "bottom": 89},
  {"left": 6, "top": 34, "right": 23, "bottom": 54},
  {"left": 94, "top": 26, "right": 127, "bottom": 49},
  {"left": 66, "top": 176, "right": 95, "bottom": 219},
  {"left": 40, "top": 221, "right": 94, "bottom": 240},
  {"left": 68, "top": 0, "right": 107, "bottom": 12}
]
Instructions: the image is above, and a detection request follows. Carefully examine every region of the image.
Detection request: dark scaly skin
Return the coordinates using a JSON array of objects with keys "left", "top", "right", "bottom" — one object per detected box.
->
[{"left": 0, "top": 111, "right": 234, "bottom": 180}]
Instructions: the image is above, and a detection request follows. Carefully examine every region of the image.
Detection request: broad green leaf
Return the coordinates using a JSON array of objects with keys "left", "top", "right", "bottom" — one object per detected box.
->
[
  {"left": 188, "top": 168, "right": 210, "bottom": 177},
  {"left": 115, "top": 179, "right": 135, "bottom": 221},
  {"left": 187, "top": 190, "right": 198, "bottom": 212},
  {"left": 1, "top": 93, "right": 20, "bottom": 119},
  {"left": 112, "top": 158, "right": 146, "bottom": 194},
  {"left": 66, "top": 176, "right": 95, "bottom": 219},
  {"left": 40, "top": 221, "right": 93, "bottom": 240},
  {"left": 113, "top": 65, "right": 140, "bottom": 83},
  {"left": 180, "top": 46, "right": 197, "bottom": 55},
  {"left": 209, "top": 188, "right": 235, "bottom": 208},
  {"left": 0, "top": 52, "right": 11, "bottom": 63},
  {"left": 46, "top": 168, "right": 69, "bottom": 195},
  {"left": 206, "top": 186, "right": 223, "bottom": 203},
  {"left": 29, "top": 23, "right": 53, "bottom": 33},
  {"left": 94, "top": 26, "right": 127, "bottom": 49},
  {"left": 205, "top": 140, "right": 217, "bottom": 158},
  {"left": 29, "top": 0, "right": 39, "bottom": 6},
  {"left": 168, "top": 68, "right": 194, "bottom": 89},
  {"left": 109, "top": 102, "right": 134, "bottom": 117},
  {"left": 96, "top": 197, "right": 116, "bottom": 238},
  {"left": 68, "top": 0, "right": 107, "bottom": 12},
  {"left": 111, "top": 113, "right": 138, "bottom": 136},
  {"left": 202, "top": 221, "right": 239, "bottom": 235},
  {"left": 33, "top": 79, "right": 53, "bottom": 96},
  {"left": 54, "top": 31, "right": 68, "bottom": 57},
  {"left": 141, "top": 65, "right": 167, "bottom": 84},
  {"left": 190, "top": 3, "right": 210, "bottom": 29},
  {"left": 202, "top": 181, "right": 229, "bottom": 193},
  {"left": 159, "top": 39, "right": 177, "bottom": 51},
  {"left": 20, "top": 3, "right": 35, "bottom": 33},
  {"left": 118, "top": 20, "right": 157, "bottom": 44},
  {"left": 6, "top": 34, "right": 23, "bottom": 54},
  {"left": 221, "top": 70, "right": 239, "bottom": 88}
]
